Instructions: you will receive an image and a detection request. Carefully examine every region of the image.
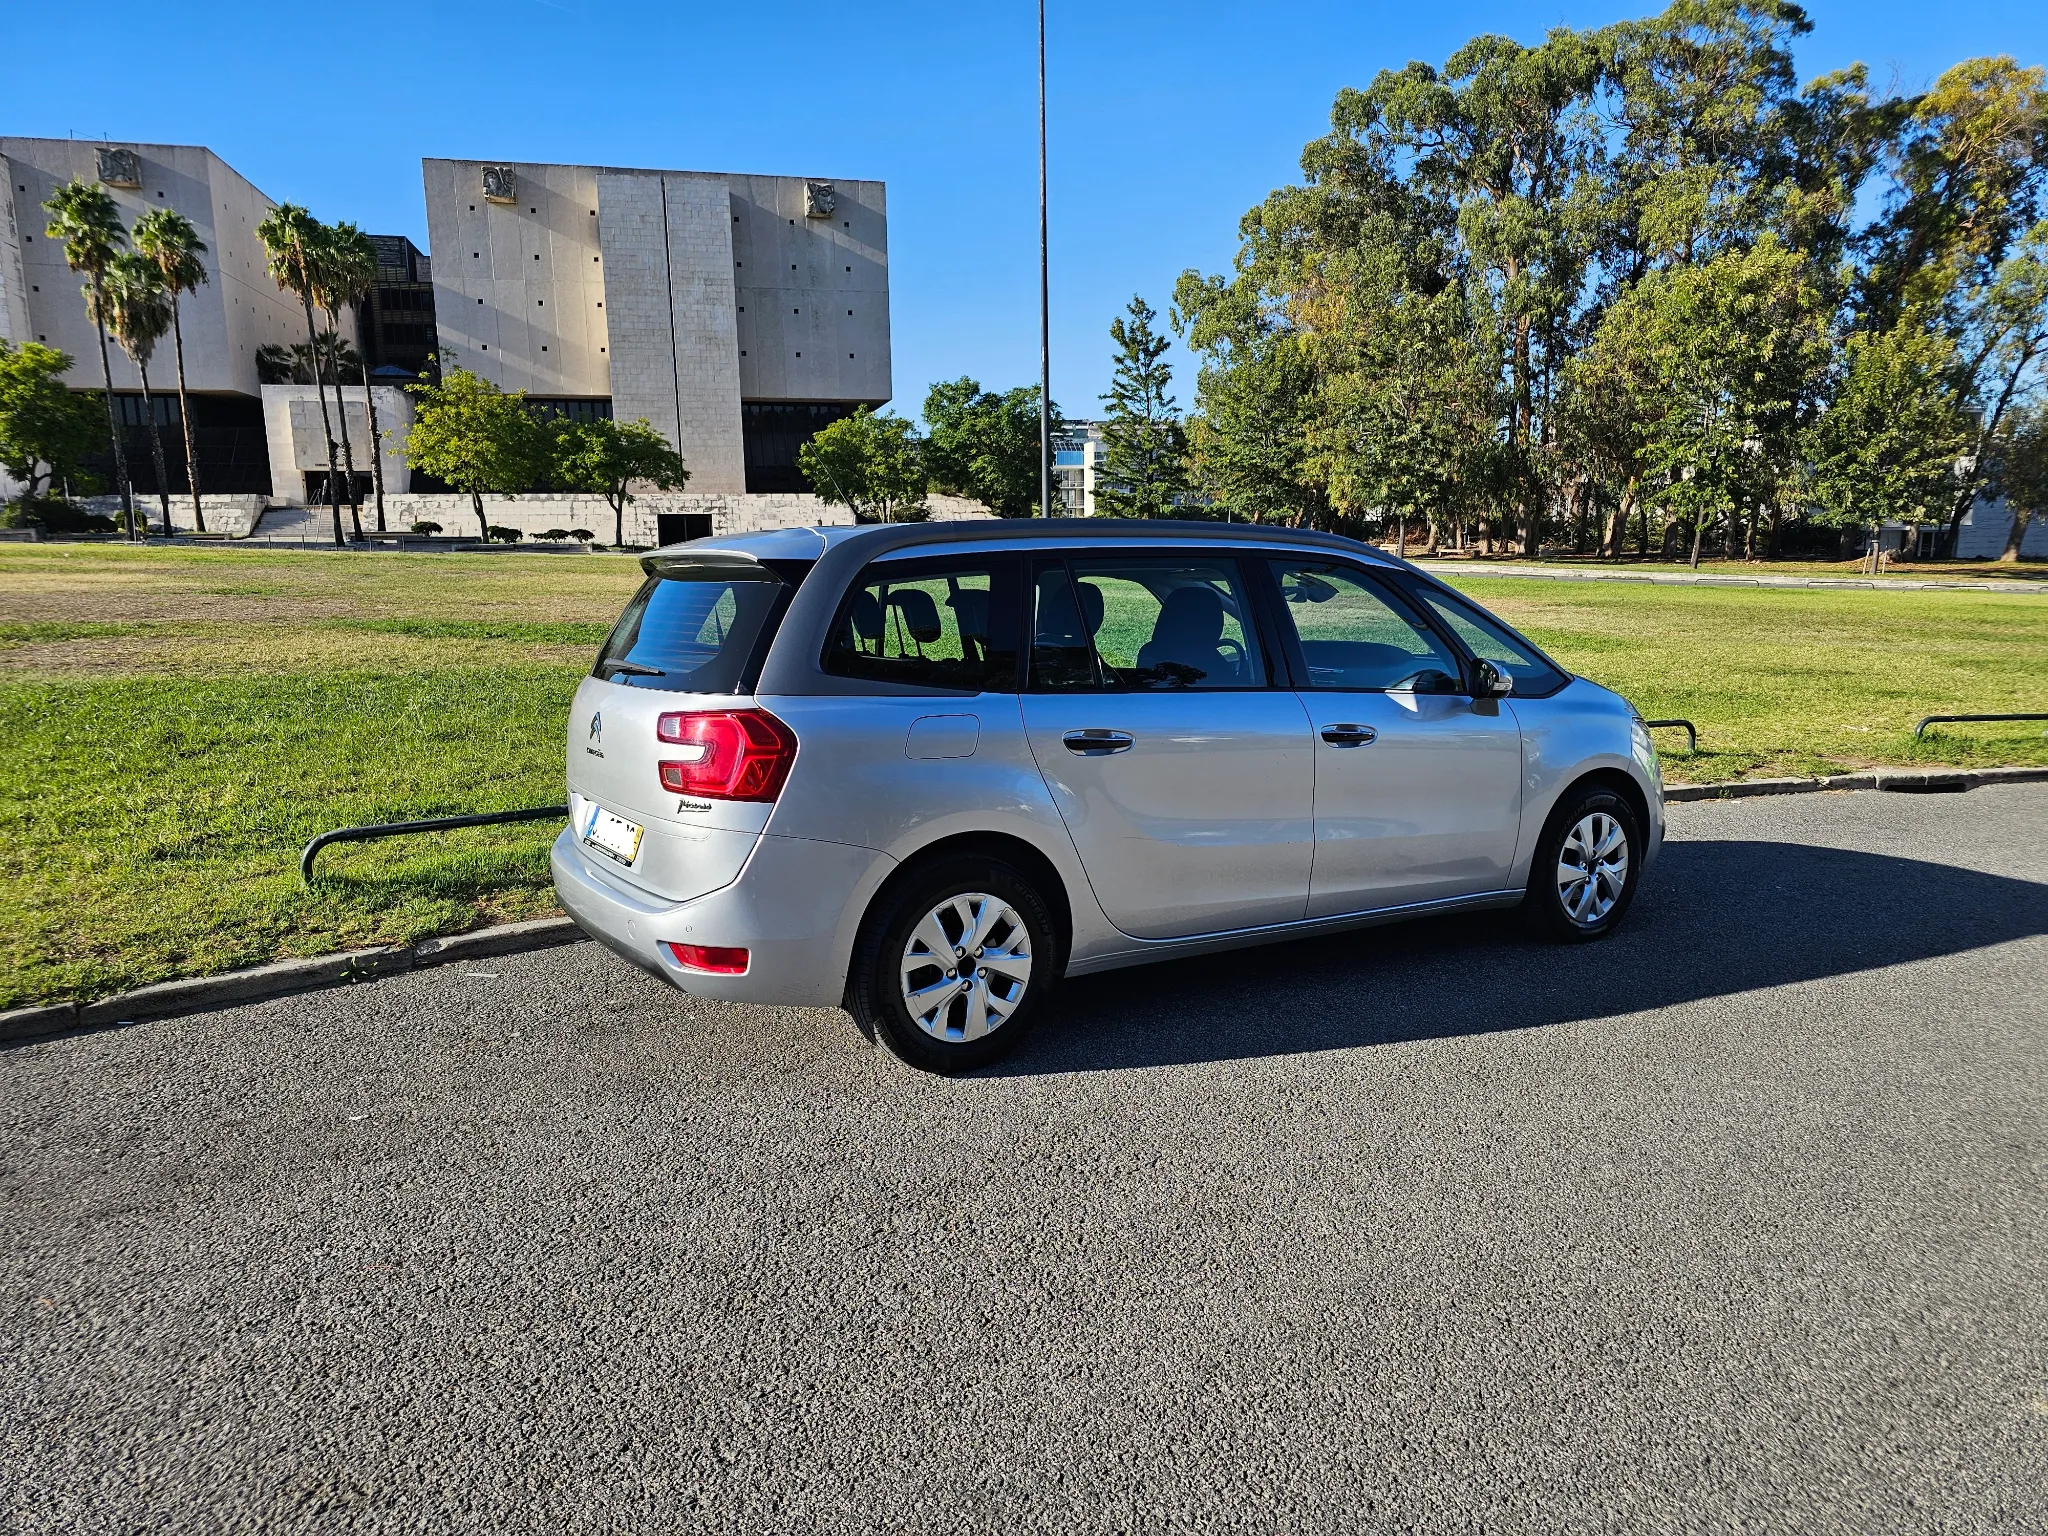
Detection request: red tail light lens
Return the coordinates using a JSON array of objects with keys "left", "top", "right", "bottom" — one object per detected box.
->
[
  {"left": 654, "top": 709, "right": 798, "bottom": 802},
  {"left": 666, "top": 942, "right": 749, "bottom": 975}
]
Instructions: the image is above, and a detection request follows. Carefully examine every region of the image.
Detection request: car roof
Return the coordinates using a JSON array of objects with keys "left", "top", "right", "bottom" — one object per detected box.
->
[{"left": 651, "top": 517, "right": 1404, "bottom": 570}]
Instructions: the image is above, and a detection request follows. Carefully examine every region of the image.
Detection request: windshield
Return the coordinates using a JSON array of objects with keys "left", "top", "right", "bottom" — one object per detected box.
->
[{"left": 594, "top": 573, "right": 791, "bottom": 693}]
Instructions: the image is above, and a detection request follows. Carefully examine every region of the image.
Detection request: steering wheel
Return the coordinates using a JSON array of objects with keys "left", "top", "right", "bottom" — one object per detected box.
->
[{"left": 1215, "top": 636, "right": 1247, "bottom": 680}]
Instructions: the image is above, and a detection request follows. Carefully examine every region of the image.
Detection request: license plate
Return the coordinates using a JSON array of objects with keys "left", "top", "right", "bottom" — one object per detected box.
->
[{"left": 581, "top": 804, "right": 644, "bottom": 866}]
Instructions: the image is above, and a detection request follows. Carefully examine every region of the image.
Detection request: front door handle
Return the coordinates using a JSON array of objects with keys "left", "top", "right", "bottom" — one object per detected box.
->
[
  {"left": 1063, "top": 729, "right": 1134, "bottom": 755},
  {"left": 1320, "top": 723, "right": 1378, "bottom": 747}
]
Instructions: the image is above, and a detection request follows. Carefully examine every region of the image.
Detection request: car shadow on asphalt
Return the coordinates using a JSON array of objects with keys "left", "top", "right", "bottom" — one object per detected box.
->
[{"left": 988, "top": 839, "right": 2048, "bottom": 1075}]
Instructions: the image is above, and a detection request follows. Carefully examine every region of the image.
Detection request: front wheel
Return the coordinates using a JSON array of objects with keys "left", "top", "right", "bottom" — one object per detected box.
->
[
  {"left": 1526, "top": 787, "right": 1642, "bottom": 942},
  {"left": 850, "top": 856, "right": 1060, "bottom": 1073}
]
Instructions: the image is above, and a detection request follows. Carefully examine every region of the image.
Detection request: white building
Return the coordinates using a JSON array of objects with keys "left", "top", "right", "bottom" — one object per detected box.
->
[
  {"left": 421, "top": 158, "right": 891, "bottom": 496},
  {"left": 2, "top": 137, "right": 306, "bottom": 497}
]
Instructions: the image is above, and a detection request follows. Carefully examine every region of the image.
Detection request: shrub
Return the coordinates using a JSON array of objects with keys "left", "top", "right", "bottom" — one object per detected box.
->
[
  {"left": 4, "top": 497, "right": 117, "bottom": 535},
  {"left": 568, "top": 528, "right": 595, "bottom": 543},
  {"left": 410, "top": 520, "right": 443, "bottom": 536},
  {"left": 486, "top": 525, "right": 523, "bottom": 544},
  {"left": 536, "top": 528, "right": 570, "bottom": 542}
]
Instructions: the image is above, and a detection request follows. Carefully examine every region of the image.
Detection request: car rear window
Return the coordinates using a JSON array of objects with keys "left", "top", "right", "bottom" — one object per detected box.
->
[{"left": 594, "top": 571, "right": 796, "bottom": 693}]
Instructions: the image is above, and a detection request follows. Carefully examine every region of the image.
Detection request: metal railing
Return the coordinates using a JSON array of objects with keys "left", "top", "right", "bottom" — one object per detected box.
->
[
  {"left": 1913, "top": 712, "right": 2048, "bottom": 741},
  {"left": 1643, "top": 718, "right": 1697, "bottom": 753},
  {"left": 301, "top": 806, "right": 568, "bottom": 883}
]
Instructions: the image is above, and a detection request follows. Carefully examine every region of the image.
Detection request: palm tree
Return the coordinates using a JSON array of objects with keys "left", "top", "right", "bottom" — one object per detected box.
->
[
  {"left": 309, "top": 224, "right": 367, "bottom": 540},
  {"left": 43, "top": 180, "right": 135, "bottom": 538},
  {"left": 321, "top": 223, "right": 389, "bottom": 532},
  {"left": 255, "top": 204, "right": 346, "bottom": 547},
  {"left": 132, "top": 209, "right": 211, "bottom": 534},
  {"left": 96, "top": 255, "right": 176, "bottom": 537}
]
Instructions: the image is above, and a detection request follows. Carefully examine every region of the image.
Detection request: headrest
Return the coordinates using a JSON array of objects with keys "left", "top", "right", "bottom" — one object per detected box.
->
[{"left": 887, "top": 587, "right": 944, "bottom": 644}]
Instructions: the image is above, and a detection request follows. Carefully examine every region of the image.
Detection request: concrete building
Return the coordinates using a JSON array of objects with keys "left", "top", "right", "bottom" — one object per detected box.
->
[
  {"left": 422, "top": 158, "right": 890, "bottom": 495},
  {"left": 2, "top": 138, "right": 306, "bottom": 494},
  {"left": 1053, "top": 421, "right": 1104, "bottom": 515}
]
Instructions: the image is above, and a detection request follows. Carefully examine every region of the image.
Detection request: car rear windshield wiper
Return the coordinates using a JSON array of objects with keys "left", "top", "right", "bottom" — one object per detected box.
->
[{"left": 600, "top": 660, "right": 666, "bottom": 678}]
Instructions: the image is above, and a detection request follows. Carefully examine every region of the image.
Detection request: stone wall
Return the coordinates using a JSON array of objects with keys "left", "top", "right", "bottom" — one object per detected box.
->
[
  {"left": 358, "top": 491, "right": 993, "bottom": 543},
  {"left": 79, "top": 493, "right": 268, "bottom": 536}
]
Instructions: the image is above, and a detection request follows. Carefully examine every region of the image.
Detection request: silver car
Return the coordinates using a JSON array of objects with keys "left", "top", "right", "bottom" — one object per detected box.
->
[{"left": 552, "top": 520, "right": 1662, "bottom": 1071}]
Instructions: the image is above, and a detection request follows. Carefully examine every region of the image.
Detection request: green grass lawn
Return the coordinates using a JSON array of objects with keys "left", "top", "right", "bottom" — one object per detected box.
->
[{"left": 2, "top": 543, "right": 2043, "bottom": 1012}]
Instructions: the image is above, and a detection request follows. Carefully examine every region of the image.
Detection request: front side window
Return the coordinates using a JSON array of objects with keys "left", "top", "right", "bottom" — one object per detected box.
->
[
  {"left": 1037, "top": 556, "right": 1265, "bottom": 691},
  {"left": 1271, "top": 561, "right": 1463, "bottom": 692},
  {"left": 595, "top": 574, "right": 789, "bottom": 693},
  {"left": 824, "top": 557, "right": 1018, "bottom": 692},
  {"left": 1406, "top": 584, "right": 1570, "bottom": 697}
]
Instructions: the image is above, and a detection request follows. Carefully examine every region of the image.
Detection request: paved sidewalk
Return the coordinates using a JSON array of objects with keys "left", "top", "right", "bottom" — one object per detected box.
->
[{"left": 1427, "top": 559, "right": 2047, "bottom": 592}]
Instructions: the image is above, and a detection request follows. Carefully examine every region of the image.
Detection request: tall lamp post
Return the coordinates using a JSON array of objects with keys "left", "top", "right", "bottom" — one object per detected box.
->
[{"left": 1038, "top": 0, "right": 1052, "bottom": 518}]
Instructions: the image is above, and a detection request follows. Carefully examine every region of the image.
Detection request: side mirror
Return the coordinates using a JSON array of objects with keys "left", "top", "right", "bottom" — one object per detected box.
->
[{"left": 1473, "top": 659, "right": 1514, "bottom": 698}]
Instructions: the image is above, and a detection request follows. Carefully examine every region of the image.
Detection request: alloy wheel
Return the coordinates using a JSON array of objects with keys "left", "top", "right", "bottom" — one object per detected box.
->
[
  {"left": 899, "top": 892, "right": 1034, "bottom": 1042},
  {"left": 1556, "top": 811, "right": 1630, "bottom": 925}
]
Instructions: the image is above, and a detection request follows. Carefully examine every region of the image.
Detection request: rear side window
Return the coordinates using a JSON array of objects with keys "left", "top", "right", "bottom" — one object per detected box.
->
[
  {"left": 1406, "top": 583, "right": 1570, "bottom": 697},
  {"left": 595, "top": 573, "right": 790, "bottom": 693},
  {"left": 1035, "top": 556, "right": 1266, "bottom": 690},
  {"left": 824, "top": 556, "right": 1020, "bottom": 692}
]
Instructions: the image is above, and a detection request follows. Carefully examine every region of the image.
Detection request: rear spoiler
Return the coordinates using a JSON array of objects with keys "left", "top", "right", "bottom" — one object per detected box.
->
[{"left": 640, "top": 548, "right": 783, "bottom": 580}]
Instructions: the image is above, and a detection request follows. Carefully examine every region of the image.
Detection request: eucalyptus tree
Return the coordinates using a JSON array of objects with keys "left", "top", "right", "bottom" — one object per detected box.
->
[
  {"left": 43, "top": 180, "right": 135, "bottom": 537},
  {"left": 256, "top": 204, "right": 346, "bottom": 546},
  {"left": 96, "top": 254, "right": 177, "bottom": 536},
  {"left": 1338, "top": 29, "right": 1609, "bottom": 554},
  {"left": 1987, "top": 401, "right": 2048, "bottom": 560},
  {"left": 131, "top": 209, "right": 210, "bottom": 532},
  {"left": 1857, "top": 58, "right": 2048, "bottom": 545}
]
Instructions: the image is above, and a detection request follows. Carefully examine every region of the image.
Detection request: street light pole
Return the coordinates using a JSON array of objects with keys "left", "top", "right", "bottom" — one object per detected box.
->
[{"left": 1038, "top": 0, "right": 1051, "bottom": 518}]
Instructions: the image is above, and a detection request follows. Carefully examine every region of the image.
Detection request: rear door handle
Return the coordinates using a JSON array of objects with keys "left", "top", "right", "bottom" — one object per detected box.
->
[
  {"left": 1320, "top": 724, "right": 1378, "bottom": 747},
  {"left": 1063, "top": 729, "right": 1134, "bottom": 755}
]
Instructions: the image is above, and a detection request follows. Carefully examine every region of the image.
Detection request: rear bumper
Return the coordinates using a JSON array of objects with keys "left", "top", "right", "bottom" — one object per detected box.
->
[{"left": 550, "top": 826, "right": 894, "bottom": 1007}]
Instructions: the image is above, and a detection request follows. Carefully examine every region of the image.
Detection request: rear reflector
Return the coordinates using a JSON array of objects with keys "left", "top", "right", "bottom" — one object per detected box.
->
[
  {"left": 666, "top": 942, "right": 749, "bottom": 975},
  {"left": 655, "top": 709, "right": 798, "bottom": 802}
]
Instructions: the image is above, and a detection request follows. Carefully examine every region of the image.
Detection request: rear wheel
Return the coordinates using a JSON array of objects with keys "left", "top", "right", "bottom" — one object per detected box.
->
[
  {"left": 1526, "top": 786, "right": 1642, "bottom": 942},
  {"left": 851, "top": 856, "right": 1059, "bottom": 1073}
]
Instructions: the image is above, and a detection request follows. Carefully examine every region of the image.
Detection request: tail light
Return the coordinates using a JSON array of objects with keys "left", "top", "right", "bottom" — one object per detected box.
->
[
  {"left": 655, "top": 709, "right": 798, "bottom": 802},
  {"left": 666, "top": 942, "right": 749, "bottom": 974}
]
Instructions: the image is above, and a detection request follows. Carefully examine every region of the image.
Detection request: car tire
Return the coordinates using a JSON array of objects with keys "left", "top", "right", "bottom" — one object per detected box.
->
[
  {"left": 850, "top": 855, "right": 1060, "bottom": 1074},
  {"left": 1525, "top": 785, "right": 1643, "bottom": 943}
]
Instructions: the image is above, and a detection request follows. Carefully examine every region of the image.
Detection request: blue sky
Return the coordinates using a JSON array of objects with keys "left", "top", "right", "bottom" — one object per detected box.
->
[{"left": 5, "top": 2, "right": 2042, "bottom": 422}]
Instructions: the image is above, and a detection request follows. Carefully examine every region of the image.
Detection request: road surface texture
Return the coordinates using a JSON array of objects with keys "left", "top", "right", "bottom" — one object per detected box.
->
[{"left": 5, "top": 786, "right": 2045, "bottom": 1534}]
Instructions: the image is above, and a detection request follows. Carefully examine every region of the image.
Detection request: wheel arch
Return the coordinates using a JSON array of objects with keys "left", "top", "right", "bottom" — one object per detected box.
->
[
  {"left": 845, "top": 830, "right": 1076, "bottom": 1002},
  {"left": 1541, "top": 767, "right": 1652, "bottom": 852}
]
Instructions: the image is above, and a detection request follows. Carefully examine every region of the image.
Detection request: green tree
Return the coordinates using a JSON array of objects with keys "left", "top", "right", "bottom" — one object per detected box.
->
[
  {"left": 96, "top": 254, "right": 176, "bottom": 537},
  {"left": 404, "top": 365, "right": 548, "bottom": 540},
  {"left": 923, "top": 378, "right": 1060, "bottom": 517},
  {"left": 1805, "top": 323, "right": 1970, "bottom": 571},
  {"left": 256, "top": 204, "right": 350, "bottom": 545},
  {"left": 0, "top": 340, "right": 100, "bottom": 506},
  {"left": 553, "top": 416, "right": 691, "bottom": 545},
  {"left": 131, "top": 208, "right": 210, "bottom": 533},
  {"left": 1095, "top": 296, "right": 1189, "bottom": 518},
  {"left": 798, "top": 408, "right": 927, "bottom": 523},
  {"left": 1575, "top": 237, "right": 1830, "bottom": 564},
  {"left": 1985, "top": 401, "right": 2048, "bottom": 561},
  {"left": 43, "top": 180, "right": 135, "bottom": 537}
]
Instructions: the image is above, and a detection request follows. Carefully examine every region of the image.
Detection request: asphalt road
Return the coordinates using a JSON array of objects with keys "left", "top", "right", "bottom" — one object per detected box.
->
[{"left": 5, "top": 786, "right": 2046, "bottom": 1534}]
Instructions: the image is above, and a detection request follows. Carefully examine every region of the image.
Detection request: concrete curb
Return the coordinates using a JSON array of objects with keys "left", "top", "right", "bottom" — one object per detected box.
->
[
  {"left": 2, "top": 917, "right": 585, "bottom": 1047},
  {"left": 1663, "top": 765, "right": 2048, "bottom": 802}
]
